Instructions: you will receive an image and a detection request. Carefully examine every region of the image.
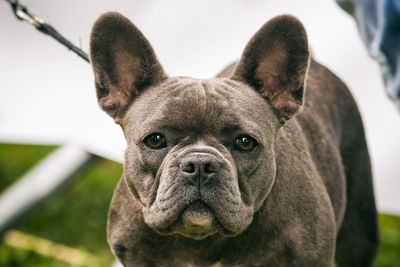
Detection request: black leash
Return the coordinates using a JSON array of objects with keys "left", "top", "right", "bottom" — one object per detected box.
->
[{"left": 4, "top": 0, "right": 89, "bottom": 63}]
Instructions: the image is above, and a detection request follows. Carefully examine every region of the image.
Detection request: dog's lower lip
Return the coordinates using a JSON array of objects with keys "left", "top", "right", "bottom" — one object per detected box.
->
[
  {"left": 152, "top": 200, "right": 220, "bottom": 238},
  {"left": 181, "top": 200, "right": 214, "bottom": 228}
]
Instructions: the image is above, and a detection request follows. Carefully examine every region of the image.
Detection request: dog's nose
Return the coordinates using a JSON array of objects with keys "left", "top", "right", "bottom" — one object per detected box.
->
[{"left": 180, "top": 153, "right": 221, "bottom": 185}]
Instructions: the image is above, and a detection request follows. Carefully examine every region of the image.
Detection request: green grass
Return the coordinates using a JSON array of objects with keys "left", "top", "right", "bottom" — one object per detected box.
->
[
  {"left": 16, "top": 157, "right": 121, "bottom": 265},
  {"left": 0, "top": 246, "right": 73, "bottom": 267},
  {"left": 0, "top": 143, "right": 399, "bottom": 266},
  {"left": 376, "top": 214, "right": 400, "bottom": 266},
  {"left": 0, "top": 143, "right": 122, "bottom": 266},
  {"left": 0, "top": 143, "right": 56, "bottom": 192}
]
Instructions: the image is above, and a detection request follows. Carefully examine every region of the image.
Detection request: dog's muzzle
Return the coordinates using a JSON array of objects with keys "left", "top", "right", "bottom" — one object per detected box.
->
[{"left": 143, "top": 146, "right": 252, "bottom": 238}]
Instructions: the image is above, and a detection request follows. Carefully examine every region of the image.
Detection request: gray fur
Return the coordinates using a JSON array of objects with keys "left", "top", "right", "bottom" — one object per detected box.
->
[{"left": 90, "top": 12, "right": 378, "bottom": 267}]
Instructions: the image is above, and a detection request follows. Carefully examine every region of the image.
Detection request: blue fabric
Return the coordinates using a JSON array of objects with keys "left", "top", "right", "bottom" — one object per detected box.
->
[{"left": 337, "top": 0, "right": 400, "bottom": 109}]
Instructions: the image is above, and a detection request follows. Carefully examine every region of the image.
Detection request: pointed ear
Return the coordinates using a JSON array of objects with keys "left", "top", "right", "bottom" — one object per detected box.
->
[
  {"left": 90, "top": 12, "right": 166, "bottom": 120},
  {"left": 232, "top": 15, "right": 310, "bottom": 123}
]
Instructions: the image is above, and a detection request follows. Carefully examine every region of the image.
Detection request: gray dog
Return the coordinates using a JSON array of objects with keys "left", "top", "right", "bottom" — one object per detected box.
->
[{"left": 89, "top": 12, "right": 379, "bottom": 266}]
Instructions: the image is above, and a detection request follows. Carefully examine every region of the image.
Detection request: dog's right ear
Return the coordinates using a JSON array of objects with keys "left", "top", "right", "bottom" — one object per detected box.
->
[{"left": 90, "top": 12, "right": 166, "bottom": 121}]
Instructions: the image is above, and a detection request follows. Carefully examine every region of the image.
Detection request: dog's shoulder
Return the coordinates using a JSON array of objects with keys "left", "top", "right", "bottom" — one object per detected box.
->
[{"left": 302, "top": 58, "right": 363, "bottom": 133}]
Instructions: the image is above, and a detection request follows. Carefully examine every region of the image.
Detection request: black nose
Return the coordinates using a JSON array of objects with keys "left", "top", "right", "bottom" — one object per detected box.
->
[{"left": 180, "top": 153, "right": 222, "bottom": 185}]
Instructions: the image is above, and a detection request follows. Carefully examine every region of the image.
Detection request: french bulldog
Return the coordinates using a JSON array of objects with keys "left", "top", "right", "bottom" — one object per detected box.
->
[{"left": 89, "top": 12, "right": 379, "bottom": 266}]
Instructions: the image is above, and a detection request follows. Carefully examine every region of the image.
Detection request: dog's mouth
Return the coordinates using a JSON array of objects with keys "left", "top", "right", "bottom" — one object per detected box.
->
[{"left": 155, "top": 200, "right": 234, "bottom": 240}]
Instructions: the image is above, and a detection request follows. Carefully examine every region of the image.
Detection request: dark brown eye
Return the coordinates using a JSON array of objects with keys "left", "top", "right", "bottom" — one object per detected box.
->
[
  {"left": 143, "top": 133, "right": 166, "bottom": 150},
  {"left": 234, "top": 135, "right": 257, "bottom": 152}
]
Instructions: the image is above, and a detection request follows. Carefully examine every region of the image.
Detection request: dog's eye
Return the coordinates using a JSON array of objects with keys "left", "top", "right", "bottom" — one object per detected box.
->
[
  {"left": 234, "top": 135, "right": 257, "bottom": 152},
  {"left": 143, "top": 133, "right": 166, "bottom": 150}
]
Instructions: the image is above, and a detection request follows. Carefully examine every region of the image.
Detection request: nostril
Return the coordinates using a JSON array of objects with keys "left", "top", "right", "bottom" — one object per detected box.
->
[
  {"left": 181, "top": 162, "right": 195, "bottom": 173},
  {"left": 204, "top": 162, "right": 220, "bottom": 173}
]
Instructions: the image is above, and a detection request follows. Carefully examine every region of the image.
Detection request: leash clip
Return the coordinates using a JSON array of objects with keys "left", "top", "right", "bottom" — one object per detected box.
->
[
  {"left": 15, "top": 6, "right": 43, "bottom": 28},
  {"left": 4, "top": 0, "right": 89, "bottom": 62},
  {"left": 7, "top": 0, "right": 43, "bottom": 28}
]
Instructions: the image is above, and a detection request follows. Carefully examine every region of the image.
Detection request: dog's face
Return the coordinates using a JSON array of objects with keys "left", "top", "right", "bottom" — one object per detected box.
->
[
  {"left": 90, "top": 13, "right": 309, "bottom": 239},
  {"left": 121, "top": 77, "right": 279, "bottom": 239}
]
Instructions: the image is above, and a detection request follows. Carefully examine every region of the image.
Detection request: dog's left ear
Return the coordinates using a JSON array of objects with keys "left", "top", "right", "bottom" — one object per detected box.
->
[
  {"left": 90, "top": 12, "right": 166, "bottom": 121},
  {"left": 232, "top": 15, "right": 310, "bottom": 123}
]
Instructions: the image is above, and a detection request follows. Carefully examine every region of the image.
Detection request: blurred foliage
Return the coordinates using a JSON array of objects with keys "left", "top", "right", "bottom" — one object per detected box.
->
[
  {"left": 0, "top": 143, "right": 56, "bottom": 192},
  {"left": 0, "top": 143, "right": 399, "bottom": 266},
  {"left": 0, "top": 143, "right": 122, "bottom": 266},
  {"left": 0, "top": 245, "right": 71, "bottom": 267},
  {"left": 17, "top": 157, "right": 121, "bottom": 262},
  {"left": 376, "top": 214, "right": 400, "bottom": 266}
]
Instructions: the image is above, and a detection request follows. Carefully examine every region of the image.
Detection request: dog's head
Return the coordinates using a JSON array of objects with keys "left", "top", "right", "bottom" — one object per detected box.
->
[{"left": 90, "top": 13, "right": 309, "bottom": 239}]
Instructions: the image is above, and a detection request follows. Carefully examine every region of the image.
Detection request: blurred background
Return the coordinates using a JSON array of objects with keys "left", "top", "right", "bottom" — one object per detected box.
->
[{"left": 0, "top": 0, "right": 399, "bottom": 266}]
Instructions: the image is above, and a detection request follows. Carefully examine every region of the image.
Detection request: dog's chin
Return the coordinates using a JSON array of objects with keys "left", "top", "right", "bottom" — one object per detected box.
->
[{"left": 153, "top": 201, "right": 236, "bottom": 240}]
